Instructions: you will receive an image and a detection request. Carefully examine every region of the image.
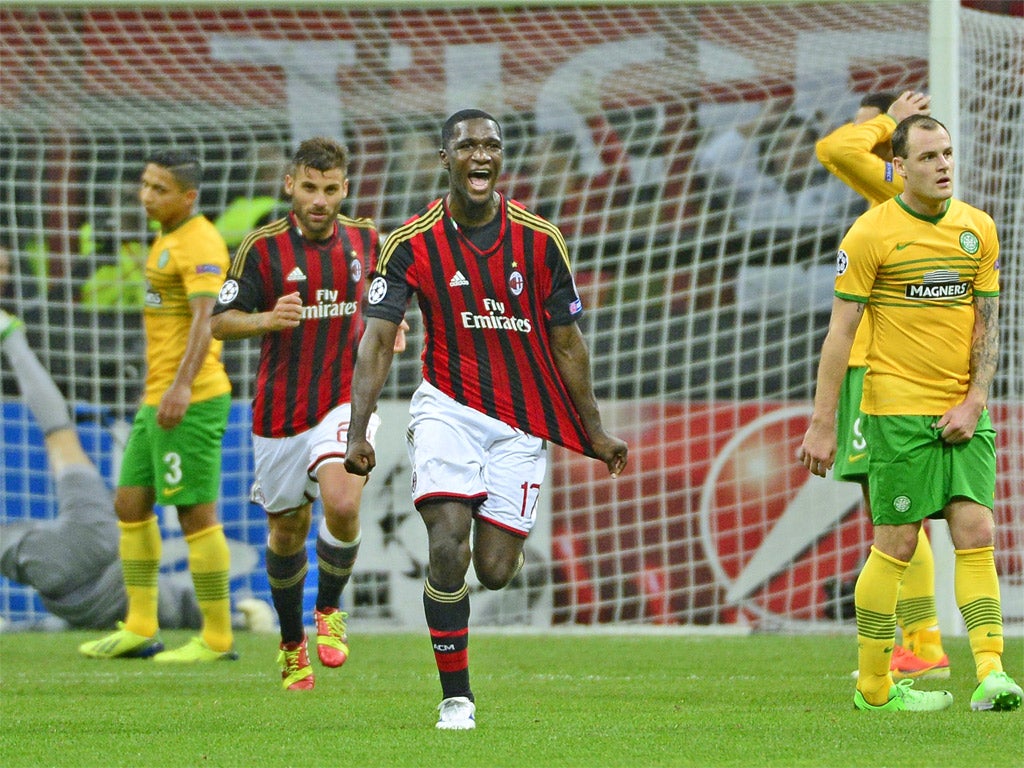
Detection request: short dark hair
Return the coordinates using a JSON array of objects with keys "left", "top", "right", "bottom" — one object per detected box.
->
[
  {"left": 291, "top": 136, "right": 349, "bottom": 175},
  {"left": 891, "top": 114, "right": 948, "bottom": 158},
  {"left": 146, "top": 149, "right": 203, "bottom": 191},
  {"left": 859, "top": 91, "right": 899, "bottom": 114},
  {"left": 441, "top": 109, "right": 501, "bottom": 149}
]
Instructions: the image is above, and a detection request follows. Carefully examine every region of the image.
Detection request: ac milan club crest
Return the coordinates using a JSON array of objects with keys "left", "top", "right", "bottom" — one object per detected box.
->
[{"left": 508, "top": 270, "right": 524, "bottom": 296}]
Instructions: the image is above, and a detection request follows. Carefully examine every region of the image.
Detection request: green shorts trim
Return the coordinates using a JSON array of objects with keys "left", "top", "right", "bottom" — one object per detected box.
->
[
  {"left": 863, "top": 410, "right": 996, "bottom": 525},
  {"left": 119, "top": 393, "right": 230, "bottom": 507},
  {"left": 834, "top": 367, "right": 868, "bottom": 484}
]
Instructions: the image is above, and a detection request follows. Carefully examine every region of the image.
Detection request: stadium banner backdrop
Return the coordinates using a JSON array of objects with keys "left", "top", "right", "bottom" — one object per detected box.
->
[{"left": 4, "top": 399, "right": 1021, "bottom": 630}]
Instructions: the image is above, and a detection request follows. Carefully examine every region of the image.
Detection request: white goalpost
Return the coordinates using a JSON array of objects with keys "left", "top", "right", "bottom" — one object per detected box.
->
[{"left": 1, "top": 1, "right": 1021, "bottom": 633}]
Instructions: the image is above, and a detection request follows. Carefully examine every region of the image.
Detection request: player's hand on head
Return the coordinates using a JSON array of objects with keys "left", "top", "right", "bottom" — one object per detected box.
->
[{"left": 889, "top": 91, "right": 930, "bottom": 123}]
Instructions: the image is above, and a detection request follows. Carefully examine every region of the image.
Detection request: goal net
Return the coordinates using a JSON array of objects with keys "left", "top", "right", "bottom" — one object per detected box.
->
[{"left": 2, "top": 1, "right": 1022, "bottom": 632}]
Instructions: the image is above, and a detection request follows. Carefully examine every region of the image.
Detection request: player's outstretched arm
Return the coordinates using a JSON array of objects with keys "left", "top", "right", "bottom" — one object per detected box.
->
[
  {"left": 345, "top": 316, "right": 400, "bottom": 477},
  {"left": 0, "top": 314, "right": 92, "bottom": 474}
]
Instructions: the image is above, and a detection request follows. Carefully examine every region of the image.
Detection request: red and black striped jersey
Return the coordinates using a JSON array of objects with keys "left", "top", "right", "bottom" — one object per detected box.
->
[
  {"left": 214, "top": 211, "right": 378, "bottom": 438},
  {"left": 366, "top": 195, "right": 595, "bottom": 457}
]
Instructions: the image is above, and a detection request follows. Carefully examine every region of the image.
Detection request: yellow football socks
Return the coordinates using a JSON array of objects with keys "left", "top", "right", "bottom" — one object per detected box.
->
[
  {"left": 187, "top": 524, "right": 234, "bottom": 653},
  {"left": 855, "top": 546, "right": 909, "bottom": 705},
  {"left": 119, "top": 516, "right": 162, "bottom": 638},
  {"left": 897, "top": 527, "right": 945, "bottom": 660},
  {"left": 955, "top": 546, "right": 1004, "bottom": 682}
]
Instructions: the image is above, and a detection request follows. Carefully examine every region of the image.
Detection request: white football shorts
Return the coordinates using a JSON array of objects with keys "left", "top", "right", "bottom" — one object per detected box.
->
[
  {"left": 250, "top": 402, "right": 380, "bottom": 514},
  {"left": 407, "top": 381, "right": 546, "bottom": 537}
]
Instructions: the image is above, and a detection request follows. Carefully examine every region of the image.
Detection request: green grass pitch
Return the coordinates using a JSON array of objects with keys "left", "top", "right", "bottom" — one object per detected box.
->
[{"left": 1, "top": 630, "right": 1021, "bottom": 767}]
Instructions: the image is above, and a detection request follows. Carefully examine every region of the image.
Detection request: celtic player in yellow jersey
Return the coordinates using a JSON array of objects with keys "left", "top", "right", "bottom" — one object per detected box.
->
[
  {"left": 801, "top": 115, "right": 1020, "bottom": 713},
  {"left": 80, "top": 150, "right": 237, "bottom": 664},
  {"left": 817, "top": 90, "right": 951, "bottom": 680}
]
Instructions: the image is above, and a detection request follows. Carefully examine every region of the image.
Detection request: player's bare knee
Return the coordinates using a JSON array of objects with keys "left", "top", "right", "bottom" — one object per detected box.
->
[
  {"left": 946, "top": 501, "right": 995, "bottom": 550},
  {"left": 320, "top": 488, "right": 359, "bottom": 523},
  {"left": 113, "top": 489, "right": 154, "bottom": 524},
  {"left": 475, "top": 569, "right": 512, "bottom": 591},
  {"left": 874, "top": 525, "right": 920, "bottom": 563},
  {"left": 473, "top": 551, "right": 517, "bottom": 591},
  {"left": 428, "top": 538, "right": 471, "bottom": 586}
]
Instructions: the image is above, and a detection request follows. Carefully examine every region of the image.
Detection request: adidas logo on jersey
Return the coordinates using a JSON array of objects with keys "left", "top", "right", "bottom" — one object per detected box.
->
[
  {"left": 449, "top": 270, "right": 469, "bottom": 288},
  {"left": 287, "top": 266, "right": 307, "bottom": 282}
]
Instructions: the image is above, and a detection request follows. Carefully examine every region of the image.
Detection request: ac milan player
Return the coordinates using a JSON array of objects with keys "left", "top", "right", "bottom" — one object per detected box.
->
[
  {"left": 344, "top": 110, "right": 627, "bottom": 729},
  {"left": 211, "top": 137, "right": 406, "bottom": 691}
]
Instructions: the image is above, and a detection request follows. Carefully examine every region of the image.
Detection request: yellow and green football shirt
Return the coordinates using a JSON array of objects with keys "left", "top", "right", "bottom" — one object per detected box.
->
[
  {"left": 142, "top": 214, "right": 231, "bottom": 406},
  {"left": 816, "top": 113, "right": 904, "bottom": 367},
  {"left": 834, "top": 195, "right": 999, "bottom": 416}
]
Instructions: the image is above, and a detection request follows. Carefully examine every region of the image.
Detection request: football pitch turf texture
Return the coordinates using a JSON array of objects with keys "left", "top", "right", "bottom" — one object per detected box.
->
[{"left": 1, "top": 631, "right": 1021, "bottom": 767}]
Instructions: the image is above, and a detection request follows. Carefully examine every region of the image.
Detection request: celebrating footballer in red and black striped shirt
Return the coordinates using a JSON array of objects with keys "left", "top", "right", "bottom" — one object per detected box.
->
[
  {"left": 344, "top": 109, "right": 627, "bottom": 730},
  {"left": 212, "top": 137, "right": 406, "bottom": 693}
]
